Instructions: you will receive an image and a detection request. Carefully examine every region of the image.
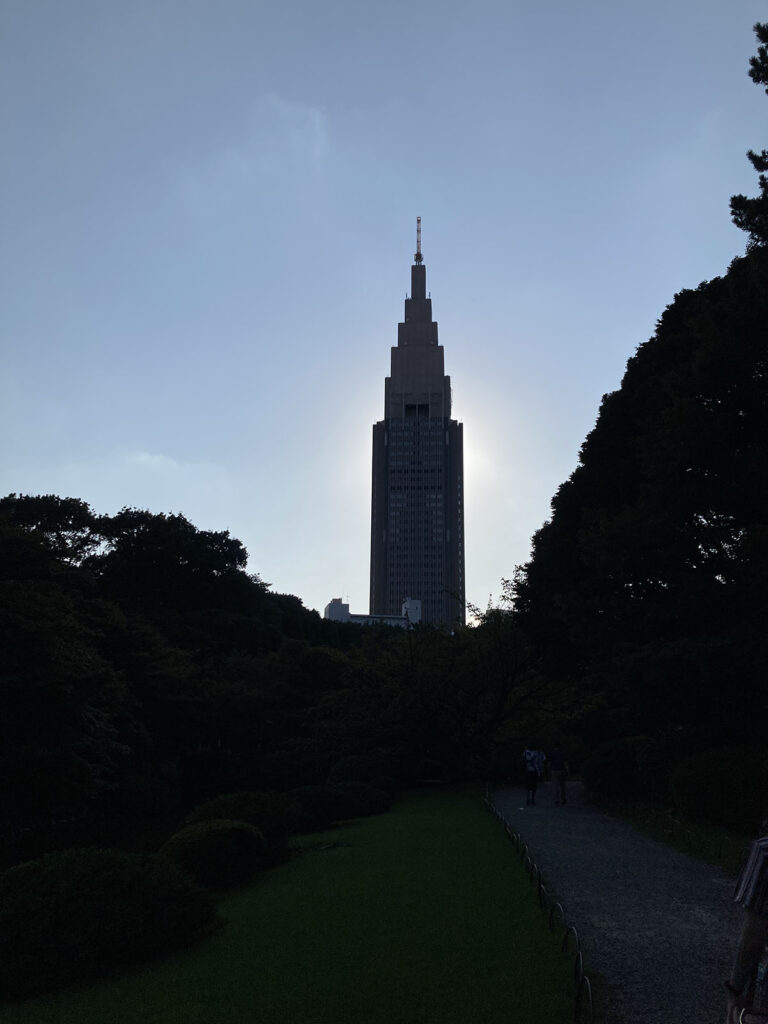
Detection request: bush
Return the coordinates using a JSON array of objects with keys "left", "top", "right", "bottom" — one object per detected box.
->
[
  {"left": 0, "top": 847, "right": 215, "bottom": 1000},
  {"left": 668, "top": 745, "right": 767, "bottom": 833},
  {"left": 284, "top": 785, "right": 360, "bottom": 832},
  {"left": 160, "top": 819, "right": 265, "bottom": 888},
  {"left": 415, "top": 758, "right": 448, "bottom": 782},
  {"left": 327, "top": 753, "right": 394, "bottom": 787},
  {"left": 369, "top": 775, "right": 396, "bottom": 795},
  {"left": 185, "top": 791, "right": 293, "bottom": 862},
  {"left": 333, "top": 782, "right": 392, "bottom": 817},
  {"left": 581, "top": 736, "right": 660, "bottom": 800}
]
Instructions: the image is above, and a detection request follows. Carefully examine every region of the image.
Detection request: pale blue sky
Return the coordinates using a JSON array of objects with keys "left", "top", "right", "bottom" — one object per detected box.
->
[{"left": 1, "top": 0, "right": 765, "bottom": 615}]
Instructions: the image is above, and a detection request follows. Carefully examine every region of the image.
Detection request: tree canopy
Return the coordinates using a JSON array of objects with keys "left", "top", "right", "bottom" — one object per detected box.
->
[
  {"left": 512, "top": 243, "right": 768, "bottom": 769},
  {"left": 0, "top": 495, "right": 540, "bottom": 866},
  {"left": 730, "top": 22, "right": 768, "bottom": 247}
]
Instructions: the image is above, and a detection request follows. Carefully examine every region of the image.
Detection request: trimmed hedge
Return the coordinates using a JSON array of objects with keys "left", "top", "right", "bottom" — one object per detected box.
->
[
  {"left": 333, "top": 782, "right": 392, "bottom": 817},
  {"left": 185, "top": 791, "right": 293, "bottom": 862},
  {"left": 284, "top": 785, "right": 360, "bottom": 832},
  {"left": 160, "top": 818, "right": 265, "bottom": 888},
  {"left": 0, "top": 847, "right": 215, "bottom": 1000},
  {"left": 285, "top": 784, "right": 392, "bottom": 833},
  {"left": 326, "top": 753, "right": 395, "bottom": 787},
  {"left": 369, "top": 774, "right": 396, "bottom": 795}
]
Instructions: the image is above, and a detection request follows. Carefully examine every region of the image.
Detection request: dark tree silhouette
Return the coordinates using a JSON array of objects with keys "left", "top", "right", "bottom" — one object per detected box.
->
[
  {"left": 730, "top": 23, "right": 768, "bottom": 247},
  {"left": 513, "top": 246, "right": 768, "bottom": 765}
]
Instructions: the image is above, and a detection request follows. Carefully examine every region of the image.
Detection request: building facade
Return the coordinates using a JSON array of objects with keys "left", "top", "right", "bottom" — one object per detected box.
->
[
  {"left": 369, "top": 227, "right": 465, "bottom": 627},
  {"left": 324, "top": 596, "right": 421, "bottom": 629}
]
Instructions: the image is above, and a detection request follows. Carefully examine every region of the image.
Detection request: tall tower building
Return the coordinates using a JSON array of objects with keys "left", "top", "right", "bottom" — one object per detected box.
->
[{"left": 369, "top": 221, "right": 465, "bottom": 627}]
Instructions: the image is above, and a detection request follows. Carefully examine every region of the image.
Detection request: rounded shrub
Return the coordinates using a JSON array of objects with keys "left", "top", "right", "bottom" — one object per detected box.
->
[
  {"left": 668, "top": 745, "right": 767, "bottom": 833},
  {"left": 185, "top": 791, "right": 293, "bottom": 862},
  {"left": 326, "top": 753, "right": 394, "bottom": 787},
  {"left": 0, "top": 847, "right": 215, "bottom": 1000},
  {"left": 284, "top": 785, "right": 359, "bottom": 832},
  {"left": 160, "top": 819, "right": 265, "bottom": 888},
  {"left": 369, "top": 775, "right": 396, "bottom": 795},
  {"left": 332, "top": 782, "right": 391, "bottom": 817}
]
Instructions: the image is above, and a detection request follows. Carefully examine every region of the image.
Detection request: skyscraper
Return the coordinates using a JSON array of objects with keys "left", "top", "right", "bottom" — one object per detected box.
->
[{"left": 369, "top": 221, "right": 465, "bottom": 627}]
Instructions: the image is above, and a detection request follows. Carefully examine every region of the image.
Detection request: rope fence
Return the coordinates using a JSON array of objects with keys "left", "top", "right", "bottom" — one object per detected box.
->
[{"left": 484, "top": 787, "right": 595, "bottom": 1024}]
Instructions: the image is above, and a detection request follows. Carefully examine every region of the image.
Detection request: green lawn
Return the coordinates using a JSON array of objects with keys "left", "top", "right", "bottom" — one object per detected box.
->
[{"left": 5, "top": 787, "right": 575, "bottom": 1024}]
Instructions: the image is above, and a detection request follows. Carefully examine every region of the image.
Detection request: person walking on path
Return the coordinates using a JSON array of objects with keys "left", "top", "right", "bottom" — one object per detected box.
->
[
  {"left": 549, "top": 744, "right": 569, "bottom": 805},
  {"left": 726, "top": 835, "right": 768, "bottom": 1023},
  {"left": 523, "top": 745, "right": 544, "bottom": 805}
]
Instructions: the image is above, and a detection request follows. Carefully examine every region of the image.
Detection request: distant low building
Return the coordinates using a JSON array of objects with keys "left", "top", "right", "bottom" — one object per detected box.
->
[{"left": 324, "top": 596, "right": 421, "bottom": 629}]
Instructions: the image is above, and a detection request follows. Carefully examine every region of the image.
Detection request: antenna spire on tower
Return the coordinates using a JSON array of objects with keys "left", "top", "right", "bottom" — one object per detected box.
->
[{"left": 414, "top": 216, "right": 423, "bottom": 264}]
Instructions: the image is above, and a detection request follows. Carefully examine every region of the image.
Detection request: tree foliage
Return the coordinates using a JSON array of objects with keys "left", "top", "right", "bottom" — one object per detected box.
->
[
  {"left": 0, "top": 519, "right": 132, "bottom": 830},
  {"left": 730, "top": 23, "right": 768, "bottom": 247},
  {"left": 0, "top": 494, "right": 538, "bottom": 863},
  {"left": 0, "top": 494, "right": 98, "bottom": 564},
  {"left": 512, "top": 245, "right": 768, "bottom": 792}
]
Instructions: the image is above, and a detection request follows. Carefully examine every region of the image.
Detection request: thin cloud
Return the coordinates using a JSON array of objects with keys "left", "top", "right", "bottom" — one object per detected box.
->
[{"left": 177, "top": 93, "right": 330, "bottom": 214}]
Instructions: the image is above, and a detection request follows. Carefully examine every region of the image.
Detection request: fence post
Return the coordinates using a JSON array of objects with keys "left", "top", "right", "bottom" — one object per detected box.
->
[{"left": 485, "top": 788, "right": 594, "bottom": 1024}]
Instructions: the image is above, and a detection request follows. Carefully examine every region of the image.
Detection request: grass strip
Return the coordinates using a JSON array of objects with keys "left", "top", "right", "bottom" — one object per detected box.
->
[{"left": 5, "top": 786, "right": 574, "bottom": 1024}]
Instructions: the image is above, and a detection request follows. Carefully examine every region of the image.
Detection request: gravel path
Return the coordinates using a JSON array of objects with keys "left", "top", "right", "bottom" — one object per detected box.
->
[{"left": 490, "top": 781, "right": 742, "bottom": 1024}]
